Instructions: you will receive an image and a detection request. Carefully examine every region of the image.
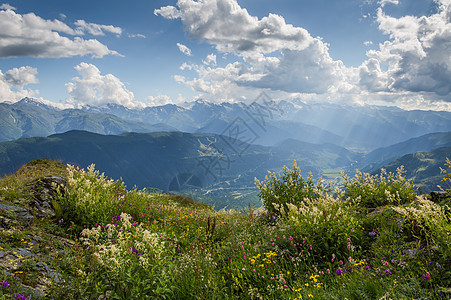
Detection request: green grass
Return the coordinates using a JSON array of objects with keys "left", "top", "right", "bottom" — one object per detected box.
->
[{"left": 1, "top": 159, "right": 451, "bottom": 299}]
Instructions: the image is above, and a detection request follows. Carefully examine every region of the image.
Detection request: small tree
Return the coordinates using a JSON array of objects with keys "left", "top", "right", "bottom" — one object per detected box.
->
[{"left": 255, "top": 161, "right": 327, "bottom": 218}]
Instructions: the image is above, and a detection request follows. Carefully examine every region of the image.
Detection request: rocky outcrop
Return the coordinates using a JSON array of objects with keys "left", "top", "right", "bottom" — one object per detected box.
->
[
  {"left": 29, "top": 176, "right": 66, "bottom": 219},
  {"left": 0, "top": 175, "right": 69, "bottom": 298}
]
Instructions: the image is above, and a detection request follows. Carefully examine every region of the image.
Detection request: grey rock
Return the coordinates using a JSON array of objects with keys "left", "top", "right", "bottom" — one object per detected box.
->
[
  {"left": 17, "top": 211, "right": 34, "bottom": 226},
  {"left": 13, "top": 248, "right": 34, "bottom": 258},
  {"left": 0, "top": 203, "right": 26, "bottom": 212}
]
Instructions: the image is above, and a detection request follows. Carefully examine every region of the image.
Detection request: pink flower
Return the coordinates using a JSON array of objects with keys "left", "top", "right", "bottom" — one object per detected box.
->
[{"left": 339, "top": 260, "right": 343, "bottom": 265}]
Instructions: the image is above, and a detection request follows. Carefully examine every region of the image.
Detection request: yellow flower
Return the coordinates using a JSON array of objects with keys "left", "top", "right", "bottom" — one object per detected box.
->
[{"left": 308, "top": 294, "right": 313, "bottom": 298}]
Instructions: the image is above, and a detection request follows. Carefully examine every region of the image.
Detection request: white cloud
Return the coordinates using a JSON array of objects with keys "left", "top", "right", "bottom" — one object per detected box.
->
[
  {"left": 156, "top": 0, "right": 347, "bottom": 97},
  {"left": 0, "top": 7, "right": 120, "bottom": 58},
  {"left": 156, "top": 0, "right": 313, "bottom": 57},
  {"left": 128, "top": 33, "right": 146, "bottom": 38},
  {"left": 379, "top": 0, "right": 399, "bottom": 7},
  {"left": 364, "top": 41, "right": 373, "bottom": 46},
  {"left": 147, "top": 94, "right": 174, "bottom": 106},
  {"left": 74, "top": 20, "right": 122, "bottom": 36},
  {"left": 0, "top": 3, "right": 15, "bottom": 10},
  {"left": 177, "top": 43, "right": 192, "bottom": 56},
  {"left": 154, "top": 5, "right": 181, "bottom": 19},
  {"left": 65, "top": 63, "right": 137, "bottom": 108},
  {"left": 157, "top": 0, "right": 451, "bottom": 110},
  {"left": 367, "top": 1, "right": 451, "bottom": 96},
  {"left": 358, "top": 58, "right": 389, "bottom": 92},
  {"left": 3, "top": 66, "right": 38, "bottom": 88},
  {"left": 0, "top": 66, "right": 39, "bottom": 102},
  {"left": 202, "top": 53, "right": 216, "bottom": 65}
]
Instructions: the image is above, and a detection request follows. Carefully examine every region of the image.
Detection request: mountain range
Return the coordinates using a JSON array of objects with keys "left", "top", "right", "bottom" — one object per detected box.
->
[
  {"left": 2, "top": 98, "right": 451, "bottom": 151},
  {"left": 0, "top": 98, "right": 450, "bottom": 208}
]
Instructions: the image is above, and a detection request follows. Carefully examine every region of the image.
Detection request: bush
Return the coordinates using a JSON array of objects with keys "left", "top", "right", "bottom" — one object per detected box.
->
[
  {"left": 255, "top": 161, "right": 328, "bottom": 219},
  {"left": 342, "top": 167, "right": 416, "bottom": 209},
  {"left": 60, "top": 164, "right": 127, "bottom": 230}
]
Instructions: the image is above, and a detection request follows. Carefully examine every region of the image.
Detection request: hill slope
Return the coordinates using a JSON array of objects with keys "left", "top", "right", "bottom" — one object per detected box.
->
[
  {"left": 359, "top": 131, "right": 451, "bottom": 172},
  {"left": 374, "top": 147, "right": 451, "bottom": 192},
  {"left": 0, "top": 130, "right": 356, "bottom": 194}
]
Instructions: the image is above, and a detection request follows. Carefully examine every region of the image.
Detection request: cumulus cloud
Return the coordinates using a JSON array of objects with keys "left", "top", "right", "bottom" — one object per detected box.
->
[
  {"left": 147, "top": 94, "right": 174, "bottom": 106},
  {"left": 65, "top": 63, "right": 137, "bottom": 107},
  {"left": 155, "top": 0, "right": 313, "bottom": 57},
  {"left": 156, "top": 0, "right": 349, "bottom": 98},
  {"left": 0, "top": 7, "right": 120, "bottom": 58},
  {"left": 367, "top": 0, "right": 451, "bottom": 96},
  {"left": 74, "top": 20, "right": 122, "bottom": 36},
  {"left": 3, "top": 66, "right": 39, "bottom": 88},
  {"left": 157, "top": 0, "right": 451, "bottom": 109},
  {"left": 176, "top": 43, "right": 192, "bottom": 56},
  {"left": 0, "top": 66, "right": 39, "bottom": 102}
]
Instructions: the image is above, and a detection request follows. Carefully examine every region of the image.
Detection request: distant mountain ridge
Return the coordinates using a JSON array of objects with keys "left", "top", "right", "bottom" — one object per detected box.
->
[
  {"left": 2, "top": 97, "right": 451, "bottom": 151},
  {"left": 0, "top": 99, "right": 177, "bottom": 142}
]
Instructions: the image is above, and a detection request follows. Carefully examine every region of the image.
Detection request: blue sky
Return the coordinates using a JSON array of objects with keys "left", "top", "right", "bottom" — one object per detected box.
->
[{"left": 0, "top": 0, "right": 449, "bottom": 111}]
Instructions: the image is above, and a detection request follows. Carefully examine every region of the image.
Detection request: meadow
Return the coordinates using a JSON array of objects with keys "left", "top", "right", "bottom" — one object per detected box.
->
[{"left": 1, "top": 159, "right": 451, "bottom": 299}]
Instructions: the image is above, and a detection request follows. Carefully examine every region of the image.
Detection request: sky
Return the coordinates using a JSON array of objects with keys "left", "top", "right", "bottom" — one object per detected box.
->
[{"left": 0, "top": 0, "right": 450, "bottom": 111}]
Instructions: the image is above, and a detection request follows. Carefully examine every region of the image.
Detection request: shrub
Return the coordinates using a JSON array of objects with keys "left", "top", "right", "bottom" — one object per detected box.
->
[
  {"left": 60, "top": 164, "right": 127, "bottom": 230},
  {"left": 342, "top": 167, "right": 416, "bottom": 209},
  {"left": 255, "top": 161, "right": 328, "bottom": 219},
  {"left": 284, "top": 191, "right": 363, "bottom": 268}
]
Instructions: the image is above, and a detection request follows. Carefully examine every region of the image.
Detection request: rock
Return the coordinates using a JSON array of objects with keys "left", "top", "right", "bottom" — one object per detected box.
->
[
  {"left": 30, "top": 176, "right": 67, "bottom": 218},
  {"left": 0, "top": 203, "right": 27, "bottom": 212},
  {"left": 0, "top": 204, "right": 33, "bottom": 228},
  {"left": 13, "top": 248, "right": 34, "bottom": 258},
  {"left": 17, "top": 211, "right": 34, "bottom": 226}
]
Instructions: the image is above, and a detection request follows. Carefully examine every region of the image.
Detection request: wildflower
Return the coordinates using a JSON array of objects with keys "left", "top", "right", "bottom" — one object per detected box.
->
[
  {"left": 422, "top": 272, "right": 430, "bottom": 280},
  {"left": 336, "top": 268, "right": 343, "bottom": 275},
  {"left": 14, "top": 294, "right": 31, "bottom": 300},
  {"left": 384, "top": 269, "right": 392, "bottom": 275},
  {"left": 339, "top": 260, "right": 343, "bottom": 265},
  {"left": 1, "top": 280, "right": 9, "bottom": 288},
  {"left": 369, "top": 231, "right": 376, "bottom": 236}
]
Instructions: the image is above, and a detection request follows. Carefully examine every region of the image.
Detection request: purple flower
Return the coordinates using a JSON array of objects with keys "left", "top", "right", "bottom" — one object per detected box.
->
[
  {"left": 369, "top": 231, "right": 376, "bottom": 236},
  {"left": 1, "top": 280, "right": 9, "bottom": 288},
  {"left": 336, "top": 268, "right": 343, "bottom": 275},
  {"left": 14, "top": 294, "right": 31, "bottom": 300},
  {"left": 384, "top": 269, "right": 392, "bottom": 275},
  {"left": 422, "top": 272, "right": 430, "bottom": 280},
  {"left": 131, "top": 247, "right": 141, "bottom": 256}
]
